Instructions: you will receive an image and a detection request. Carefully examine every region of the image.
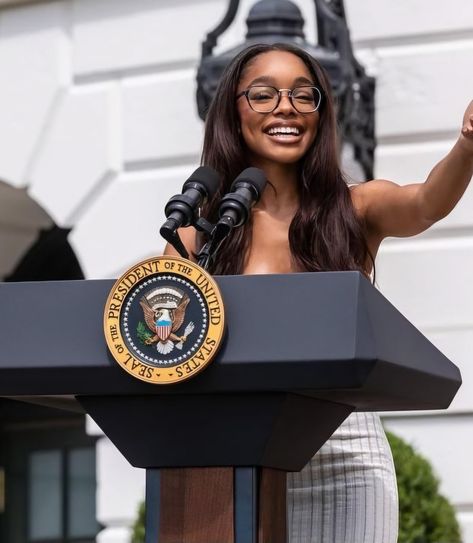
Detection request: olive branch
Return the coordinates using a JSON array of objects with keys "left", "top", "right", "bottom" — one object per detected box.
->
[{"left": 137, "top": 321, "right": 152, "bottom": 345}]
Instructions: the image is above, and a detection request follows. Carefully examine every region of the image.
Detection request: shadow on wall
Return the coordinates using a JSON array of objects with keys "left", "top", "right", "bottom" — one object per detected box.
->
[
  {"left": 5, "top": 225, "right": 84, "bottom": 282},
  {"left": 0, "top": 180, "right": 84, "bottom": 282}
]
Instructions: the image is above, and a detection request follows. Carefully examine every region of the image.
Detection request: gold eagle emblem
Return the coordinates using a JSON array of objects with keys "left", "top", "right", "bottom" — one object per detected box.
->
[{"left": 139, "top": 287, "right": 194, "bottom": 355}]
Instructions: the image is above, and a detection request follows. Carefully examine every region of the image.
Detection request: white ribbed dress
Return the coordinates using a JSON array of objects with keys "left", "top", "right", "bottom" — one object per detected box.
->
[{"left": 287, "top": 412, "right": 398, "bottom": 543}]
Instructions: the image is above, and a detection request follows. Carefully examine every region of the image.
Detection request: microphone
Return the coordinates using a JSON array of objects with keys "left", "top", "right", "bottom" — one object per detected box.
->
[
  {"left": 215, "top": 167, "right": 267, "bottom": 237},
  {"left": 160, "top": 166, "right": 220, "bottom": 258},
  {"left": 161, "top": 166, "right": 220, "bottom": 231},
  {"left": 197, "top": 168, "right": 266, "bottom": 267}
]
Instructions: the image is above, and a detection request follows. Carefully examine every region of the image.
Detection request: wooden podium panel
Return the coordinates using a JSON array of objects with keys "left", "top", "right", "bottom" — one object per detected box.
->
[
  {"left": 146, "top": 467, "right": 286, "bottom": 543},
  {"left": 160, "top": 468, "right": 233, "bottom": 543}
]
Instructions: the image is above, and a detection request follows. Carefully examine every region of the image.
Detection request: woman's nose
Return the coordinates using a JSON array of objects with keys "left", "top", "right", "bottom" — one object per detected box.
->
[{"left": 274, "top": 91, "right": 296, "bottom": 114}]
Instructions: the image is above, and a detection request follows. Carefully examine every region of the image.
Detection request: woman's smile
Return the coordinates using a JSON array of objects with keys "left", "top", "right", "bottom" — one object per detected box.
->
[
  {"left": 236, "top": 50, "right": 320, "bottom": 168},
  {"left": 264, "top": 122, "right": 304, "bottom": 143}
]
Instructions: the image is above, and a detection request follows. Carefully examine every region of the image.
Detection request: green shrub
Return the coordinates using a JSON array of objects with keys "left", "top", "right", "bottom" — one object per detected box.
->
[
  {"left": 132, "top": 433, "right": 462, "bottom": 543},
  {"left": 131, "top": 501, "right": 145, "bottom": 543},
  {"left": 386, "top": 431, "right": 461, "bottom": 543}
]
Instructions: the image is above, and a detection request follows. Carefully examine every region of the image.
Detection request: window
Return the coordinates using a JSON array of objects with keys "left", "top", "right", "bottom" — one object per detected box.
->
[
  {"left": 27, "top": 447, "right": 98, "bottom": 542},
  {"left": 0, "top": 409, "right": 99, "bottom": 543}
]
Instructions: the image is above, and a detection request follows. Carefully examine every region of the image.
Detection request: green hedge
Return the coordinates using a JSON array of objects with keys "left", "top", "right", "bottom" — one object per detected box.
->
[
  {"left": 132, "top": 501, "right": 145, "bottom": 543},
  {"left": 132, "top": 432, "right": 462, "bottom": 542},
  {"left": 386, "top": 431, "right": 461, "bottom": 543}
]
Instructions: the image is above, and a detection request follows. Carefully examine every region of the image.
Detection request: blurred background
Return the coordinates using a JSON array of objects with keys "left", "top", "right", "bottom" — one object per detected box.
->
[{"left": 0, "top": 0, "right": 472, "bottom": 541}]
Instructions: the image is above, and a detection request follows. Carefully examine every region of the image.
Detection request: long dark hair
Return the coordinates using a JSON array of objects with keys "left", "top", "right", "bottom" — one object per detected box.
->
[{"left": 200, "top": 43, "right": 373, "bottom": 277}]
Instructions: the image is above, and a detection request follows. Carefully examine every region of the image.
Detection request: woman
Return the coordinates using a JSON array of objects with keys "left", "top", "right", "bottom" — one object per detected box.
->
[{"left": 165, "top": 43, "right": 473, "bottom": 542}]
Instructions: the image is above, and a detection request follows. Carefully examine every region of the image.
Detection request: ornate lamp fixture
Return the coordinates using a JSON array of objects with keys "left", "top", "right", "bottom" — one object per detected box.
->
[{"left": 196, "top": 0, "right": 375, "bottom": 180}]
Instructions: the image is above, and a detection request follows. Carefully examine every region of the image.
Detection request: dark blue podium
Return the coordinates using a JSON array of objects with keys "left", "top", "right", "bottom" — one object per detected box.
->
[{"left": 0, "top": 272, "right": 461, "bottom": 542}]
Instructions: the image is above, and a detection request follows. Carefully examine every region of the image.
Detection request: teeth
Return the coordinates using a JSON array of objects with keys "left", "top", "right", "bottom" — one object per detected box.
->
[{"left": 267, "top": 126, "right": 300, "bottom": 136}]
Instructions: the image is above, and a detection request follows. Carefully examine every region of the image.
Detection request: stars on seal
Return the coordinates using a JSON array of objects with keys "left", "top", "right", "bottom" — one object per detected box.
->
[{"left": 121, "top": 272, "right": 208, "bottom": 367}]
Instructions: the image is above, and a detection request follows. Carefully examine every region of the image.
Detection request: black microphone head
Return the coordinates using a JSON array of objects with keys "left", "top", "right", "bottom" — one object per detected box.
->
[
  {"left": 182, "top": 166, "right": 220, "bottom": 199},
  {"left": 231, "top": 167, "right": 267, "bottom": 200}
]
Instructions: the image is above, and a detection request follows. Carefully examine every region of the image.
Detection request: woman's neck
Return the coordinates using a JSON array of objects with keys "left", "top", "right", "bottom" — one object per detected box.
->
[{"left": 253, "top": 162, "right": 300, "bottom": 217}]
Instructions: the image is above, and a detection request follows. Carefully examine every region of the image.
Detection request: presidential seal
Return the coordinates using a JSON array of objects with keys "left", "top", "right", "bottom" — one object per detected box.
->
[{"left": 104, "top": 256, "right": 225, "bottom": 384}]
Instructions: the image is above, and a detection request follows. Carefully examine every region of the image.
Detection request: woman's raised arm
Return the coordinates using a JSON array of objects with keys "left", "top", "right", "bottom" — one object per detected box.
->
[{"left": 354, "top": 101, "right": 473, "bottom": 240}]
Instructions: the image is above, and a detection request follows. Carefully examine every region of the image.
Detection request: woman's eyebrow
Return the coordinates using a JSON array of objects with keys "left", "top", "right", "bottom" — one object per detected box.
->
[
  {"left": 246, "top": 75, "right": 316, "bottom": 86},
  {"left": 294, "top": 76, "right": 316, "bottom": 85},
  {"left": 247, "top": 75, "right": 276, "bottom": 86}
]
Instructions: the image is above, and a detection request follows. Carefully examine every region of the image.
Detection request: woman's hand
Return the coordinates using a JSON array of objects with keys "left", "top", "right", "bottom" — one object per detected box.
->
[{"left": 460, "top": 101, "right": 473, "bottom": 153}]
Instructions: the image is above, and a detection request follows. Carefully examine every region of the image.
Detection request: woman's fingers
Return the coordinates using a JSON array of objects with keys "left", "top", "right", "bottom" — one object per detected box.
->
[{"left": 461, "top": 105, "right": 473, "bottom": 148}]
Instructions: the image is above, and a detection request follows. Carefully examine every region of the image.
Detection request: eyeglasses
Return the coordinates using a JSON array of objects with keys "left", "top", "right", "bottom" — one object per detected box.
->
[{"left": 236, "top": 85, "right": 323, "bottom": 113}]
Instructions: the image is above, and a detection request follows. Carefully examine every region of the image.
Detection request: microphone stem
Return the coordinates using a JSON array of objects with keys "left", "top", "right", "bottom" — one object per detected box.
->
[
  {"left": 197, "top": 241, "right": 211, "bottom": 270},
  {"left": 160, "top": 222, "right": 189, "bottom": 259}
]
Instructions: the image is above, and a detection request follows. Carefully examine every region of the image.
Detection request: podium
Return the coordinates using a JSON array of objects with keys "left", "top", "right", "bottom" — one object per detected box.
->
[{"left": 0, "top": 272, "right": 461, "bottom": 542}]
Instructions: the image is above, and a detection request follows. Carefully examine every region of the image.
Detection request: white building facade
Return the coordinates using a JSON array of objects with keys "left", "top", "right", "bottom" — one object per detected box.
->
[{"left": 0, "top": 0, "right": 472, "bottom": 541}]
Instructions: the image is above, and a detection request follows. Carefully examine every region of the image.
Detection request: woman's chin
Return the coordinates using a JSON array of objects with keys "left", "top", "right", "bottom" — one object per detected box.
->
[
  {"left": 265, "top": 150, "right": 306, "bottom": 165},
  {"left": 247, "top": 145, "right": 308, "bottom": 169}
]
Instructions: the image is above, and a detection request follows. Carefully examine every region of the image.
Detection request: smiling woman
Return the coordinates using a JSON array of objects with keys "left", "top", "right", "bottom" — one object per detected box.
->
[
  {"left": 190, "top": 43, "right": 373, "bottom": 279},
  {"left": 236, "top": 52, "right": 321, "bottom": 167},
  {"left": 164, "top": 42, "right": 473, "bottom": 543}
]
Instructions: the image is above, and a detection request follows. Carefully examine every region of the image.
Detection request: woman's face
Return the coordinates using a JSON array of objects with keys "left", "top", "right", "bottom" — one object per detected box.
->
[{"left": 236, "top": 50, "right": 320, "bottom": 169}]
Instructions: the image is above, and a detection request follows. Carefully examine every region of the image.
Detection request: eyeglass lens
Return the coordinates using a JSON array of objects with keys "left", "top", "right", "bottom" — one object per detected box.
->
[{"left": 247, "top": 86, "right": 321, "bottom": 113}]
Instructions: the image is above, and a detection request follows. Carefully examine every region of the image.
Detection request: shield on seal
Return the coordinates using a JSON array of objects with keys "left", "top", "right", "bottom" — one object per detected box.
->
[{"left": 156, "top": 319, "right": 172, "bottom": 341}]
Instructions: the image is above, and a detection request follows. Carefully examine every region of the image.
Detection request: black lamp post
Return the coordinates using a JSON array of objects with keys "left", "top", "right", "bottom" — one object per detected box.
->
[{"left": 196, "top": 0, "right": 376, "bottom": 180}]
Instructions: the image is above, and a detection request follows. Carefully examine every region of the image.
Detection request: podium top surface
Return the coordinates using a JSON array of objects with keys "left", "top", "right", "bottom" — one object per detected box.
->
[{"left": 0, "top": 272, "right": 461, "bottom": 411}]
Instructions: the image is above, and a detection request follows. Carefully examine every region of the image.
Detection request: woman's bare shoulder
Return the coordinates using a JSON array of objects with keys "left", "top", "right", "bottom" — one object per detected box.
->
[
  {"left": 348, "top": 181, "right": 368, "bottom": 217},
  {"left": 348, "top": 179, "right": 399, "bottom": 217}
]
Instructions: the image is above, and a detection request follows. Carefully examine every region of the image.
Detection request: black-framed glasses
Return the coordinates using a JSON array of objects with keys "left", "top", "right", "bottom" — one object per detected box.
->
[{"left": 236, "top": 85, "right": 323, "bottom": 113}]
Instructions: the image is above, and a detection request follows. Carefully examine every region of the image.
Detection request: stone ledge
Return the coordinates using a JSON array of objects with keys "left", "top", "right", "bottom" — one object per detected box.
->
[
  {"left": 0, "top": 0, "right": 45, "bottom": 9},
  {"left": 376, "top": 238, "right": 473, "bottom": 330},
  {"left": 69, "top": 166, "right": 197, "bottom": 278},
  {"left": 346, "top": 0, "right": 473, "bottom": 45}
]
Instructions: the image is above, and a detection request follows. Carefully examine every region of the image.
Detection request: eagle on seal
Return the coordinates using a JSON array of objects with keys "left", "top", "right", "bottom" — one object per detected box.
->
[{"left": 139, "top": 286, "right": 191, "bottom": 354}]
